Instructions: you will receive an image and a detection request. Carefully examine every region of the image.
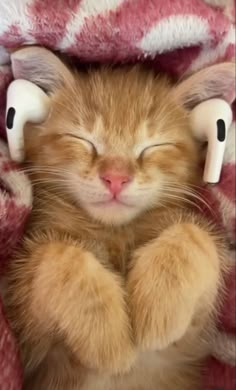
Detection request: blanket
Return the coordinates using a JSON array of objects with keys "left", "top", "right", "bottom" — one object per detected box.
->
[{"left": 0, "top": 1, "right": 235, "bottom": 389}]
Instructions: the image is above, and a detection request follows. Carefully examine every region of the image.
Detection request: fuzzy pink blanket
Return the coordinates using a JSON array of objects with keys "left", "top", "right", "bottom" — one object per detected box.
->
[{"left": 0, "top": 1, "right": 235, "bottom": 389}]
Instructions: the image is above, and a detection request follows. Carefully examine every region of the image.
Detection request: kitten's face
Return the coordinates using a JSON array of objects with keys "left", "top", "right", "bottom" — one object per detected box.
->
[{"left": 26, "top": 67, "right": 199, "bottom": 225}]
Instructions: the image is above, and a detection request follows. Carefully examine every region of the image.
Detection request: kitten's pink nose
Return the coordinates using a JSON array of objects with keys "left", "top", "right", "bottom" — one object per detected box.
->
[{"left": 101, "top": 173, "right": 132, "bottom": 195}]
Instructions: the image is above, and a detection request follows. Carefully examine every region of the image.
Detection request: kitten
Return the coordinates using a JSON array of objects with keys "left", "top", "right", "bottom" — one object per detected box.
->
[{"left": 5, "top": 47, "right": 235, "bottom": 390}]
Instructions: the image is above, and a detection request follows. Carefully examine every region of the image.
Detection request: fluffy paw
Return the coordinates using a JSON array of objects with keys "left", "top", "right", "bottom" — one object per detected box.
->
[
  {"left": 127, "top": 228, "right": 211, "bottom": 351},
  {"left": 61, "top": 251, "right": 136, "bottom": 373},
  {"left": 32, "top": 243, "right": 136, "bottom": 374}
]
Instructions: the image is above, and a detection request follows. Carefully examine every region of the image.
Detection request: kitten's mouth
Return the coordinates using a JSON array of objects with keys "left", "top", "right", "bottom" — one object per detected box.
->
[{"left": 92, "top": 197, "right": 133, "bottom": 208}]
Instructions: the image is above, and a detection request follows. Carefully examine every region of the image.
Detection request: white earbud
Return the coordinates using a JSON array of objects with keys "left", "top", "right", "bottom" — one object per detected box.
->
[
  {"left": 189, "top": 98, "right": 233, "bottom": 184},
  {"left": 6, "top": 79, "right": 50, "bottom": 162}
]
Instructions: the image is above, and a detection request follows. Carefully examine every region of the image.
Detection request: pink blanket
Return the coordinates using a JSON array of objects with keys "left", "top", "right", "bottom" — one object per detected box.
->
[{"left": 0, "top": 1, "right": 235, "bottom": 389}]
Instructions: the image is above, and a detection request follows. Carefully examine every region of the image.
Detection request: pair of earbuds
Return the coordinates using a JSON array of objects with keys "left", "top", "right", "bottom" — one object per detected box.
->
[{"left": 5, "top": 79, "right": 233, "bottom": 184}]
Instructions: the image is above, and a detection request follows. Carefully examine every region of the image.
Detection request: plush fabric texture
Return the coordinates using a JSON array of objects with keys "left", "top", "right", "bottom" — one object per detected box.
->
[{"left": 0, "top": 1, "right": 235, "bottom": 389}]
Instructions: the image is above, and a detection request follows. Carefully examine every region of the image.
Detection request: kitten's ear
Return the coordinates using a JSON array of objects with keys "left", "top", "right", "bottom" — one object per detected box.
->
[
  {"left": 173, "top": 63, "right": 235, "bottom": 109},
  {"left": 10, "top": 46, "right": 74, "bottom": 93}
]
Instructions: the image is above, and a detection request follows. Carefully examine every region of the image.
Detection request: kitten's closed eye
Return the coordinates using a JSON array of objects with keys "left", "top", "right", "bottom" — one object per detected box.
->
[
  {"left": 64, "top": 133, "right": 97, "bottom": 154},
  {"left": 62, "top": 132, "right": 175, "bottom": 161},
  {"left": 138, "top": 143, "right": 175, "bottom": 159}
]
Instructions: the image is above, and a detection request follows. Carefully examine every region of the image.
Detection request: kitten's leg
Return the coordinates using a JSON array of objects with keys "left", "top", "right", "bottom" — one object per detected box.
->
[
  {"left": 127, "top": 223, "right": 222, "bottom": 350},
  {"left": 6, "top": 240, "right": 135, "bottom": 374}
]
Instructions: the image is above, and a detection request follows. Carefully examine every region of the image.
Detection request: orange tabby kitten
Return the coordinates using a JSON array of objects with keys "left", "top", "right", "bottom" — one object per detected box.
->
[{"left": 5, "top": 47, "right": 235, "bottom": 390}]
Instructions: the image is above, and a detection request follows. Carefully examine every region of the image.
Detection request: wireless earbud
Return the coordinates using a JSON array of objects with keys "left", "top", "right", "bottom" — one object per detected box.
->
[
  {"left": 6, "top": 79, "right": 50, "bottom": 162},
  {"left": 189, "top": 98, "right": 233, "bottom": 184}
]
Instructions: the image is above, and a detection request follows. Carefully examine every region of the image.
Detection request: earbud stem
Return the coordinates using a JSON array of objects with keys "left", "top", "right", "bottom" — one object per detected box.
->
[
  {"left": 203, "top": 144, "right": 224, "bottom": 184},
  {"left": 6, "top": 117, "right": 25, "bottom": 162}
]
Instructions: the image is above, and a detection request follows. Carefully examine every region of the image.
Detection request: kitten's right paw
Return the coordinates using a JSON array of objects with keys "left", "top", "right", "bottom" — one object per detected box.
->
[
  {"left": 76, "top": 315, "right": 135, "bottom": 374},
  {"left": 71, "top": 255, "right": 135, "bottom": 373},
  {"left": 34, "top": 245, "right": 136, "bottom": 374}
]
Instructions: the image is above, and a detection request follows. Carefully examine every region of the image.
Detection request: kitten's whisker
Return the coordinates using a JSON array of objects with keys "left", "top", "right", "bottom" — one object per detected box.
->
[
  {"left": 28, "top": 173, "right": 98, "bottom": 191},
  {"left": 163, "top": 185, "right": 213, "bottom": 215},
  {"left": 164, "top": 187, "right": 203, "bottom": 210},
  {"left": 166, "top": 191, "right": 212, "bottom": 214},
  {"left": 163, "top": 181, "right": 213, "bottom": 209},
  {"left": 22, "top": 167, "right": 71, "bottom": 175}
]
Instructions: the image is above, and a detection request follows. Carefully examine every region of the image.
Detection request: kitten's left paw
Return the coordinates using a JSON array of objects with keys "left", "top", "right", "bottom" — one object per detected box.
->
[{"left": 127, "top": 240, "right": 197, "bottom": 351}]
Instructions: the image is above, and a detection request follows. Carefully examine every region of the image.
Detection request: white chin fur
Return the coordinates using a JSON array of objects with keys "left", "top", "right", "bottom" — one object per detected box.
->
[{"left": 84, "top": 203, "right": 140, "bottom": 225}]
